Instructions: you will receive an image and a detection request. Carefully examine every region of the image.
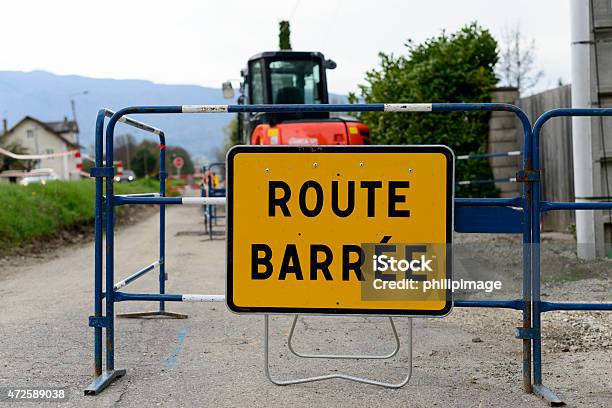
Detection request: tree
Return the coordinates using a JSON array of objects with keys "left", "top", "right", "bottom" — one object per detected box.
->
[
  {"left": 497, "top": 24, "right": 544, "bottom": 94},
  {"left": 167, "top": 145, "right": 195, "bottom": 175},
  {"left": 350, "top": 23, "right": 499, "bottom": 197},
  {"left": 279, "top": 20, "right": 292, "bottom": 50},
  {"left": 224, "top": 116, "right": 240, "bottom": 149},
  {"left": 124, "top": 139, "right": 195, "bottom": 178},
  {"left": 113, "top": 133, "right": 137, "bottom": 170},
  {"left": 131, "top": 145, "right": 157, "bottom": 178}
]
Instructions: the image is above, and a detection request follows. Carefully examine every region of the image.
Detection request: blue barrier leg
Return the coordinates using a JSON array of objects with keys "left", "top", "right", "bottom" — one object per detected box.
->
[
  {"left": 208, "top": 202, "right": 213, "bottom": 240},
  {"left": 521, "top": 140, "right": 533, "bottom": 394},
  {"left": 105, "top": 123, "right": 116, "bottom": 373},
  {"left": 532, "top": 120, "right": 554, "bottom": 403},
  {"left": 159, "top": 144, "right": 166, "bottom": 313},
  {"left": 93, "top": 110, "right": 105, "bottom": 377}
]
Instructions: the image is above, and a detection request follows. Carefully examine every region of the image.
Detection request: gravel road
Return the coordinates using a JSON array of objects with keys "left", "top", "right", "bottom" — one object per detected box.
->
[{"left": 0, "top": 202, "right": 610, "bottom": 407}]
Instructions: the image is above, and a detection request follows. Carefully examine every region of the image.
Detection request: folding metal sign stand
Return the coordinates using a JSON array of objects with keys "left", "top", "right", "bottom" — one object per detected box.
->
[
  {"left": 264, "top": 315, "right": 412, "bottom": 387},
  {"left": 287, "top": 315, "right": 401, "bottom": 359}
]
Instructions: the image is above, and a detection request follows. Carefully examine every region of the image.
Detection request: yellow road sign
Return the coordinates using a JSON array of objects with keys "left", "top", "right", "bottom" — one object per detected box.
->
[{"left": 227, "top": 146, "right": 454, "bottom": 316}]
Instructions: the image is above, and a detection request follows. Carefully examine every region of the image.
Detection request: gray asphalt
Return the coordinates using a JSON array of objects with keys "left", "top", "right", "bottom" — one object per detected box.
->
[{"left": 0, "top": 203, "right": 610, "bottom": 407}]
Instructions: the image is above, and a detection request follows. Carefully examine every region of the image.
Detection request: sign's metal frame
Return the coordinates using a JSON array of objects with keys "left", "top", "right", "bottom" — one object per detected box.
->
[{"left": 225, "top": 144, "right": 455, "bottom": 317}]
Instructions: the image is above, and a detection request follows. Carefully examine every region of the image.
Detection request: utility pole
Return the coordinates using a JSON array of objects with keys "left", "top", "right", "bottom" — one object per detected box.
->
[
  {"left": 125, "top": 136, "right": 131, "bottom": 170},
  {"left": 69, "top": 90, "right": 89, "bottom": 150},
  {"left": 570, "top": 0, "right": 596, "bottom": 259}
]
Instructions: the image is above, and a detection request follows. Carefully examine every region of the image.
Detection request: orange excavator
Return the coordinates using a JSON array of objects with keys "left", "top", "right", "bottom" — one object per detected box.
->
[{"left": 225, "top": 51, "right": 369, "bottom": 146}]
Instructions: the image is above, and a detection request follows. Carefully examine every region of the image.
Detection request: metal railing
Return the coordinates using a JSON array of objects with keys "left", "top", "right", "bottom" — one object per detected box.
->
[{"left": 84, "top": 103, "right": 612, "bottom": 406}]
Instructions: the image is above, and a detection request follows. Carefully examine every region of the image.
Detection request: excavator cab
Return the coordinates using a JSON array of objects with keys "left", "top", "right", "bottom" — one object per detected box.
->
[{"left": 231, "top": 51, "right": 369, "bottom": 145}]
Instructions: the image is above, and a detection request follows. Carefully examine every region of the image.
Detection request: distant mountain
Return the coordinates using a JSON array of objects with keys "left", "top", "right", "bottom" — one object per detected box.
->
[
  {"left": 0, "top": 70, "right": 235, "bottom": 157},
  {"left": 0, "top": 70, "right": 349, "bottom": 158}
]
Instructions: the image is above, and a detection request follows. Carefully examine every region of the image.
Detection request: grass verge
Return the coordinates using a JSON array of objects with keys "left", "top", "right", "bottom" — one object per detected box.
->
[{"left": 0, "top": 178, "right": 160, "bottom": 251}]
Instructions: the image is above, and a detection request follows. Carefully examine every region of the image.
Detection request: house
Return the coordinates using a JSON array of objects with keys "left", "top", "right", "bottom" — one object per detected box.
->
[{"left": 1, "top": 116, "right": 81, "bottom": 180}]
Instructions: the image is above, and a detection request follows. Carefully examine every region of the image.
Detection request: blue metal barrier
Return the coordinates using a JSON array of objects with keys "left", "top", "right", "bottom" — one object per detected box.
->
[
  {"left": 85, "top": 103, "right": 539, "bottom": 397},
  {"left": 529, "top": 108, "right": 612, "bottom": 405},
  {"left": 200, "top": 162, "right": 226, "bottom": 239},
  {"left": 87, "top": 109, "right": 188, "bottom": 392}
]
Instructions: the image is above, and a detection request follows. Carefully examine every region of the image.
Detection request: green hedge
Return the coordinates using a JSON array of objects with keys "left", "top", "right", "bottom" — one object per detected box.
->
[{"left": 350, "top": 23, "right": 499, "bottom": 197}]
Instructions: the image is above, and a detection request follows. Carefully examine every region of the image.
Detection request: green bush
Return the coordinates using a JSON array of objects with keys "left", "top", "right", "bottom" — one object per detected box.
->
[
  {"left": 0, "top": 179, "right": 159, "bottom": 250},
  {"left": 350, "top": 23, "right": 499, "bottom": 197}
]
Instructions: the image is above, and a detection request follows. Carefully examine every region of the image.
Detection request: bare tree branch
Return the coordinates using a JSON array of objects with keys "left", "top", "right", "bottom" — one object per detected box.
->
[{"left": 497, "top": 23, "right": 544, "bottom": 94}]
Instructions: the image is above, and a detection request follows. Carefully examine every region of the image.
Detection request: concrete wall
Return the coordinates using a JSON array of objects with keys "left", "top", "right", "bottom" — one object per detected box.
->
[{"left": 3, "top": 119, "right": 80, "bottom": 180}]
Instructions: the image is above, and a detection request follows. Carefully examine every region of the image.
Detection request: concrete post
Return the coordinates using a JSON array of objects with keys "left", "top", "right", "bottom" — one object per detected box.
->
[{"left": 570, "top": 0, "right": 597, "bottom": 259}]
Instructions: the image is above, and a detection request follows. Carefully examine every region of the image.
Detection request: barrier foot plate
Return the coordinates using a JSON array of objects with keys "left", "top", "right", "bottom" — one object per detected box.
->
[
  {"left": 117, "top": 311, "right": 188, "bottom": 319},
  {"left": 533, "top": 384, "right": 565, "bottom": 406},
  {"left": 83, "top": 369, "right": 126, "bottom": 395}
]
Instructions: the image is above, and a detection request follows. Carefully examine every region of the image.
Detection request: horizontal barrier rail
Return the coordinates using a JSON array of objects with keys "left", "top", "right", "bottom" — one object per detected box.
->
[
  {"left": 116, "top": 196, "right": 525, "bottom": 208},
  {"left": 456, "top": 151, "right": 521, "bottom": 160},
  {"left": 454, "top": 299, "right": 524, "bottom": 310},
  {"left": 540, "top": 301, "right": 612, "bottom": 312},
  {"left": 454, "top": 197, "right": 523, "bottom": 207},
  {"left": 113, "top": 196, "right": 226, "bottom": 206},
  {"left": 540, "top": 201, "right": 612, "bottom": 211},
  {"left": 114, "top": 292, "right": 225, "bottom": 302},
  {"left": 115, "top": 193, "right": 160, "bottom": 198},
  {"left": 458, "top": 177, "right": 516, "bottom": 185}
]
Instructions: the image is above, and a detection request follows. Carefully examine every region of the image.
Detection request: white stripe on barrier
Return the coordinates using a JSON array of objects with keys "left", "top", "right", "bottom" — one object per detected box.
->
[
  {"left": 181, "top": 105, "right": 229, "bottom": 113},
  {"left": 181, "top": 197, "right": 226, "bottom": 205},
  {"left": 384, "top": 103, "right": 432, "bottom": 112},
  {"left": 458, "top": 178, "right": 518, "bottom": 186},
  {"left": 456, "top": 151, "right": 522, "bottom": 161},
  {"left": 113, "top": 261, "right": 159, "bottom": 290},
  {"left": 112, "top": 110, "right": 163, "bottom": 134},
  {"left": 116, "top": 193, "right": 161, "bottom": 198},
  {"left": 182, "top": 294, "right": 225, "bottom": 302}
]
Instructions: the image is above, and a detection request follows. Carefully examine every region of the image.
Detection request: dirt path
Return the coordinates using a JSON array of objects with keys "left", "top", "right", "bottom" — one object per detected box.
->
[{"left": 0, "top": 203, "right": 610, "bottom": 407}]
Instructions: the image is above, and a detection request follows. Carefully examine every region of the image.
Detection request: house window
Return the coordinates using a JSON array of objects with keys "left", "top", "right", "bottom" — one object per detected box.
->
[
  {"left": 26, "top": 129, "right": 34, "bottom": 139},
  {"left": 46, "top": 149, "right": 54, "bottom": 160}
]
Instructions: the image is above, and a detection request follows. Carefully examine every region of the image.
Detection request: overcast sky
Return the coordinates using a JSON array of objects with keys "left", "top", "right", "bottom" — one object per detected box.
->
[{"left": 0, "top": 0, "right": 570, "bottom": 95}]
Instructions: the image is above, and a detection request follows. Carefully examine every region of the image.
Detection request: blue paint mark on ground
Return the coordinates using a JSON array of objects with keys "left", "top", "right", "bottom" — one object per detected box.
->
[{"left": 165, "top": 325, "right": 188, "bottom": 369}]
